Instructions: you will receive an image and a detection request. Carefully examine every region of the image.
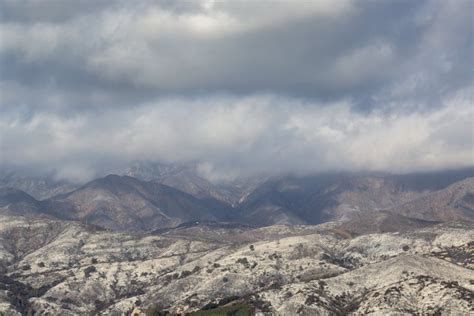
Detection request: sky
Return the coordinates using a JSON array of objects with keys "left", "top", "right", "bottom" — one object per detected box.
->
[{"left": 0, "top": 0, "right": 473, "bottom": 182}]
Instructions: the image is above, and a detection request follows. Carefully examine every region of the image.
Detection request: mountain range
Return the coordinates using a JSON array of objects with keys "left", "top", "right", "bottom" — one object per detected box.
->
[
  {"left": 0, "top": 164, "right": 473, "bottom": 315},
  {"left": 1, "top": 164, "right": 473, "bottom": 232}
]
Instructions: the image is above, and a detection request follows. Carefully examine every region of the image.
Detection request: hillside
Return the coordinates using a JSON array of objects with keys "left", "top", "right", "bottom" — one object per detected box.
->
[
  {"left": 0, "top": 188, "right": 42, "bottom": 217},
  {"left": 236, "top": 171, "right": 474, "bottom": 226},
  {"left": 0, "top": 215, "right": 472, "bottom": 315},
  {"left": 41, "top": 175, "right": 231, "bottom": 231},
  {"left": 1, "top": 169, "right": 473, "bottom": 232},
  {"left": 390, "top": 178, "right": 474, "bottom": 222}
]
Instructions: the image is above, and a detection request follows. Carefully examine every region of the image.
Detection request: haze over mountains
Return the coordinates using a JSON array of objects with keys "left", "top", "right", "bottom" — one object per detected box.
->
[
  {"left": 1, "top": 155, "right": 473, "bottom": 316},
  {"left": 1, "top": 163, "right": 473, "bottom": 232},
  {"left": 1, "top": 0, "right": 473, "bottom": 314}
]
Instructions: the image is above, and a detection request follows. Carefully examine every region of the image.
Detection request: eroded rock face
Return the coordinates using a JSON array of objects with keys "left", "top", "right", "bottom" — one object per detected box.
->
[{"left": 0, "top": 215, "right": 472, "bottom": 315}]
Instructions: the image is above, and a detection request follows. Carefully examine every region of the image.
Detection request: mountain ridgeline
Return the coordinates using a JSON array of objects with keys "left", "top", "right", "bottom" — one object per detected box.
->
[
  {"left": 1, "top": 166, "right": 473, "bottom": 232},
  {"left": 1, "top": 166, "right": 474, "bottom": 315}
]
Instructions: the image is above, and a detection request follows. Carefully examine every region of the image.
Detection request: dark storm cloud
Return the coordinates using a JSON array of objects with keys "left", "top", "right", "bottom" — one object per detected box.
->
[
  {"left": 0, "top": 0, "right": 113, "bottom": 23},
  {"left": 0, "top": 0, "right": 472, "bottom": 180},
  {"left": 2, "top": 0, "right": 466, "bottom": 104}
]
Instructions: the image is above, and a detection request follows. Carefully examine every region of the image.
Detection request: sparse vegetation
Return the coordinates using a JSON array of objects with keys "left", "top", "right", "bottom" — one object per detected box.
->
[
  {"left": 236, "top": 257, "right": 250, "bottom": 268},
  {"left": 180, "top": 270, "right": 192, "bottom": 278},
  {"left": 145, "top": 304, "right": 169, "bottom": 316},
  {"left": 21, "top": 264, "right": 31, "bottom": 271},
  {"left": 190, "top": 302, "right": 252, "bottom": 316},
  {"left": 84, "top": 266, "right": 97, "bottom": 278},
  {"left": 0, "top": 208, "right": 472, "bottom": 315}
]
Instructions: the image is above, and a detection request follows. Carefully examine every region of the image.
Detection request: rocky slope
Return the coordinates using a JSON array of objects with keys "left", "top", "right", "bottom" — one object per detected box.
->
[
  {"left": 8, "top": 165, "right": 474, "bottom": 225},
  {"left": 0, "top": 162, "right": 264, "bottom": 206},
  {"left": 126, "top": 161, "right": 267, "bottom": 206},
  {"left": 41, "top": 175, "right": 232, "bottom": 231},
  {"left": 335, "top": 210, "right": 440, "bottom": 235},
  {"left": 0, "top": 215, "right": 472, "bottom": 315},
  {"left": 1, "top": 169, "right": 473, "bottom": 233},
  {"left": 0, "top": 188, "right": 46, "bottom": 217},
  {"left": 390, "top": 177, "right": 474, "bottom": 222},
  {"left": 237, "top": 171, "right": 474, "bottom": 226}
]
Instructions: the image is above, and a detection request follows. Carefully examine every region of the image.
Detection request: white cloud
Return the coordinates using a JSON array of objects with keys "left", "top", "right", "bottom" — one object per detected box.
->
[
  {"left": 0, "top": 0, "right": 472, "bottom": 180},
  {"left": 1, "top": 94, "right": 472, "bottom": 181}
]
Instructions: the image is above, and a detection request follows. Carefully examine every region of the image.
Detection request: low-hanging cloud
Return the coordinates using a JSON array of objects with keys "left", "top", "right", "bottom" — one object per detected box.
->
[
  {"left": 1, "top": 93, "right": 472, "bottom": 182},
  {"left": 0, "top": 0, "right": 472, "bottom": 181}
]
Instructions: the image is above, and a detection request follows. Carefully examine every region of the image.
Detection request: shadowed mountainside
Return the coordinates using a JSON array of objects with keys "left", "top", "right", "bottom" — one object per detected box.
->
[
  {"left": 1, "top": 168, "right": 473, "bottom": 232},
  {"left": 41, "top": 175, "right": 233, "bottom": 231},
  {"left": 236, "top": 170, "right": 474, "bottom": 226}
]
